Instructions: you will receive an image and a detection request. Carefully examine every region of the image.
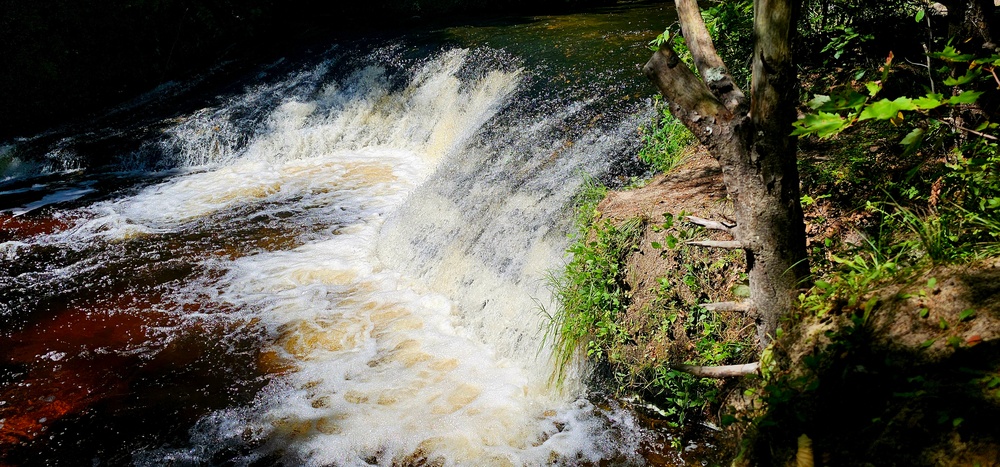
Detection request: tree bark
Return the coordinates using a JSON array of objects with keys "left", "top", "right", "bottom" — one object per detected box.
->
[
  {"left": 942, "top": 0, "right": 998, "bottom": 50},
  {"left": 644, "top": 0, "right": 809, "bottom": 348}
]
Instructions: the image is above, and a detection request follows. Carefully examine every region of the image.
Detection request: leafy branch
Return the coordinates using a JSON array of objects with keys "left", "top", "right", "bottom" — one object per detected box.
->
[{"left": 792, "top": 43, "right": 999, "bottom": 147}]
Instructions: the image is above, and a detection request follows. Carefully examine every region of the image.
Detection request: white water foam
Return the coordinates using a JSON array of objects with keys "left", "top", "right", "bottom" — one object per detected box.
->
[{"left": 13, "top": 48, "right": 643, "bottom": 465}]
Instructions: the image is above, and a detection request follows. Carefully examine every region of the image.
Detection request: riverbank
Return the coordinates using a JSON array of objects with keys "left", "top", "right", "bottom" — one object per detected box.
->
[{"left": 573, "top": 131, "right": 1000, "bottom": 464}]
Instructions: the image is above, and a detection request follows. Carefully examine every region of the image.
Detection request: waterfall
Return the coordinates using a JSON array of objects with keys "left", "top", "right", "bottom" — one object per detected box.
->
[{"left": 1, "top": 11, "right": 661, "bottom": 463}]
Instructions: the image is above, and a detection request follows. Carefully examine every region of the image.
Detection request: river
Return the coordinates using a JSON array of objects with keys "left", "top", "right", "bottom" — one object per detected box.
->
[{"left": 0, "top": 3, "right": 689, "bottom": 465}]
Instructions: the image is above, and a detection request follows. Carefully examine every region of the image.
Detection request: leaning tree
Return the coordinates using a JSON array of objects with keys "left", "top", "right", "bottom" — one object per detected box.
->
[{"left": 644, "top": 0, "right": 810, "bottom": 355}]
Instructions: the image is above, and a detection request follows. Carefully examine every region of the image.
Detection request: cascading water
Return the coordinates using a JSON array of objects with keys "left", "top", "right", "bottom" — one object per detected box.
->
[{"left": 0, "top": 4, "right": 679, "bottom": 465}]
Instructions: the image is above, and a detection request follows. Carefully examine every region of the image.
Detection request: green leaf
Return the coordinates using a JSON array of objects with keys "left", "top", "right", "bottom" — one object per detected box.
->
[
  {"left": 901, "top": 128, "right": 926, "bottom": 148},
  {"left": 943, "top": 68, "right": 982, "bottom": 86},
  {"left": 919, "top": 308, "right": 930, "bottom": 318},
  {"left": 927, "top": 277, "right": 937, "bottom": 288},
  {"left": 859, "top": 97, "right": 916, "bottom": 121},
  {"left": 813, "top": 90, "right": 868, "bottom": 112},
  {"left": 665, "top": 234, "right": 678, "bottom": 249},
  {"left": 866, "top": 81, "right": 881, "bottom": 97},
  {"left": 960, "top": 308, "right": 977, "bottom": 321},
  {"left": 733, "top": 284, "right": 751, "bottom": 298},
  {"left": 792, "top": 111, "right": 850, "bottom": 138},
  {"left": 912, "top": 93, "right": 944, "bottom": 110},
  {"left": 920, "top": 338, "right": 936, "bottom": 348},
  {"left": 807, "top": 94, "right": 831, "bottom": 109},
  {"left": 947, "top": 90, "right": 983, "bottom": 105},
  {"left": 930, "top": 44, "right": 975, "bottom": 62},
  {"left": 651, "top": 241, "right": 662, "bottom": 249},
  {"left": 915, "top": 9, "right": 925, "bottom": 22}
]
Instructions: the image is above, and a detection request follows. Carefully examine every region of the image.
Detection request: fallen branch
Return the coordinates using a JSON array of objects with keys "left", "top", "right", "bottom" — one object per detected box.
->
[
  {"left": 674, "top": 362, "right": 760, "bottom": 378},
  {"left": 686, "top": 240, "right": 743, "bottom": 250},
  {"left": 701, "top": 301, "right": 750, "bottom": 312},
  {"left": 686, "top": 216, "right": 734, "bottom": 234}
]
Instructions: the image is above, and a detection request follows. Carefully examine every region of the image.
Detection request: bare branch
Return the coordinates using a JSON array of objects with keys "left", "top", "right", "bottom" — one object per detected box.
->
[
  {"left": 644, "top": 45, "right": 729, "bottom": 145},
  {"left": 701, "top": 301, "right": 751, "bottom": 312},
  {"left": 957, "top": 125, "right": 1000, "bottom": 140},
  {"left": 673, "top": 362, "right": 760, "bottom": 378},
  {"left": 686, "top": 215, "right": 734, "bottom": 233},
  {"left": 674, "top": 0, "right": 746, "bottom": 111},
  {"left": 943, "top": 117, "right": 1000, "bottom": 140},
  {"left": 686, "top": 240, "right": 743, "bottom": 249}
]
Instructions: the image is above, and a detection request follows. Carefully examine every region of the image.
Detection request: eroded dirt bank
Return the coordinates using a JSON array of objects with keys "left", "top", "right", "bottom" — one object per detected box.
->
[{"left": 595, "top": 148, "right": 1000, "bottom": 465}]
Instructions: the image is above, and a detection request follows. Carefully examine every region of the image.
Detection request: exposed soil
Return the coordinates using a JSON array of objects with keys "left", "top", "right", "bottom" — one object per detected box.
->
[
  {"left": 597, "top": 145, "right": 1000, "bottom": 465},
  {"left": 597, "top": 147, "right": 752, "bottom": 373}
]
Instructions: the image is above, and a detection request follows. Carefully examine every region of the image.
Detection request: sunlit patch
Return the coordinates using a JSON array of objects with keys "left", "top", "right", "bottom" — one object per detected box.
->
[{"left": 275, "top": 317, "right": 367, "bottom": 360}]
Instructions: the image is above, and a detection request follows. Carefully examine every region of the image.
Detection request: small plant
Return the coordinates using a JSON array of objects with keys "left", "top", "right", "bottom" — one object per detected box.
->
[
  {"left": 634, "top": 214, "right": 755, "bottom": 427},
  {"left": 547, "top": 214, "right": 644, "bottom": 383},
  {"left": 819, "top": 25, "right": 873, "bottom": 62},
  {"left": 638, "top": 98, "right": 696, "bottom": 174}
]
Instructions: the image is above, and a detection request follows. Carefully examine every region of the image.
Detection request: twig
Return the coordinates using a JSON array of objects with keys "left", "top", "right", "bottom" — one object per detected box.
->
[
  {"left": 956, "top": 125, "right": 999, "bottom": 140},
  {"left": 941, "top": 117, "right": 998, "bottom": 141},
  {"left": 986, "top": 65, "right": 1000, "bottom": 89},
  {"left": 686, "top": 215, "right": 735, "bottom": 234},
  {"left": 701, "top": 301, "right": 751, "bottom": 312},
  {"left": 905, "top": 57, "right": 929, "bottom": 69},
  {"left": 924, "top": 13, "right": 935, "bottom": 95}
]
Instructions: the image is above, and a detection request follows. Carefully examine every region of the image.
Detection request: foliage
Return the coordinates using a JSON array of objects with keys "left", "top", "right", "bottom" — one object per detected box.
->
[
  {"left": 571, "top": 174, "right": 608, "bottom": 232},
  {"left": 792, "top": 38, "right": 998, "bottom": 144},
  {"left": 648, "top": 0, "right": 753, "bottom": 87},
  {"left": 930, "top": 139, "right": 1000, "bottom": 259},
  {"left": 637, "top": 98, "right": 696, "bottom": 174},
  {"left": 797, "top": 0, "right": 923, "bottom": 64},
  {"left": 646, "top": 367, "right": 719, "bottom": 428},
  {"left": 819, "top": 26, "right": 873, "bottom": 62},
  {"left": 799, "top": 227, "right": 906, "bottom": 319},
  {"left": 547, "top": 212, "right": 644, "bottom": 384},
  {"left": 702, "top": 0, "right": 754, "bottom": 88}
]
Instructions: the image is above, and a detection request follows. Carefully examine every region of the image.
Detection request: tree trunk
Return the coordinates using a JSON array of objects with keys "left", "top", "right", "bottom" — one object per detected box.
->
[
  {"left": 942, "top": 0, "right": 998, "bottom": 50},
  {"left": 643, "top": 0, "right": 809, "bottom": 348}
]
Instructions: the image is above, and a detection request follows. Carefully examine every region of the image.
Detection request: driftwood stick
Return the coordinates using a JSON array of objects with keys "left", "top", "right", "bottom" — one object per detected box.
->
[
  {"left": 701, "top": 301, "right": 750, "bottom": 312},
  {"left": 674, "top": 362, "right": 760, "bottom": 378},
  {"left": 686, "top": 215, "right": 734, "bottom": 233},
  {"left": 686, "top": 240, "right": 743, "bottom": 250}
]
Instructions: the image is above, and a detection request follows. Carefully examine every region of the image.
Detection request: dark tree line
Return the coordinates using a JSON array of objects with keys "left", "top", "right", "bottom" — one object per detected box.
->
[{"left": 0, "top": 0, "right": 610, "bottom": 140}]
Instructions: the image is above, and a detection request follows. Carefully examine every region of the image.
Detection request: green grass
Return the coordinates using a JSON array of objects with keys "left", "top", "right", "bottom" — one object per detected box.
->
[
  {"left": 547, "top": 215, "right": 644, "bottom": 384},
  {"left": 638, "top": 101, "right": 696, "bottom": 174}
]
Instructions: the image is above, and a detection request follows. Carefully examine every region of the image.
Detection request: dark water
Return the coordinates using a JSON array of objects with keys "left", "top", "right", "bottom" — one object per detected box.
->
[{"left": 0, "top": 3, "right": 702, "bottom": 465}]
